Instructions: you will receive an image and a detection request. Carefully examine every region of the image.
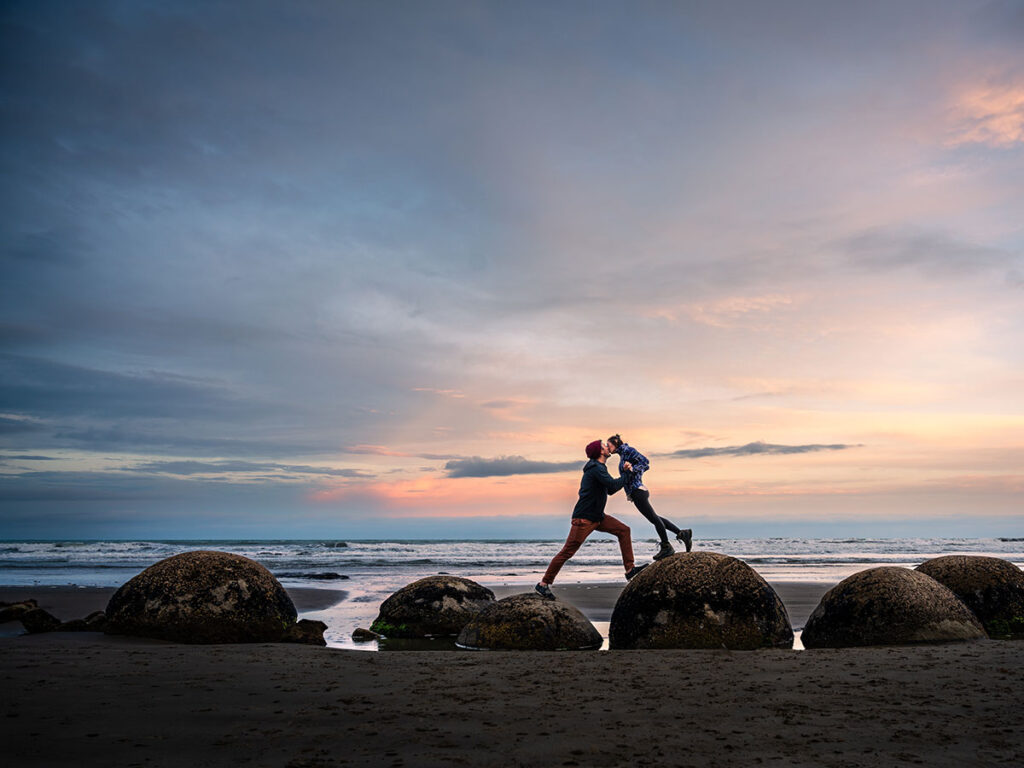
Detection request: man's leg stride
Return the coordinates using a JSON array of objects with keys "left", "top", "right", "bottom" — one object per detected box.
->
[
  {"left": 596, "top": 514, "right": 648, "bottom": 580},
  {"left": 536, "top": 519, "right": 598, "bottom": 598}
]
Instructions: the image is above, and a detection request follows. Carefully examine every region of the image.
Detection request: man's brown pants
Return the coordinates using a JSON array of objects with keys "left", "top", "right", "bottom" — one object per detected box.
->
[{"left": 542, "top": 515, "right": 634, "bottom": 585}]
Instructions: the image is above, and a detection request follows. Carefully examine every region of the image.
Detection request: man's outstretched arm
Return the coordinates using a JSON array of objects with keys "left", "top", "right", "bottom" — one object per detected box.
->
[{"left": 595, "top": 462, "right": 626, "bottom": 494}]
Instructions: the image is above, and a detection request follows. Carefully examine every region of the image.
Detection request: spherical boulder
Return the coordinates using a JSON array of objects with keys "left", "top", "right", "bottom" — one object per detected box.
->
[
  {"left": 916, "top": 555, "right": 1024, "bottom": 638},
  {"left": 105, "top": 550, "right": 299, "bottom": 644},
  {"left": 802, "top": 566, "right": 986, "bottom": 648},
  {"left": 609, "top": 551, "right": 793, "bottom": 650},
  {"left": 370, "top": 575, "right": 495, "bottom": 638},
  {"left": 457, "top": 593, "right": 602, "bottom": 650}
]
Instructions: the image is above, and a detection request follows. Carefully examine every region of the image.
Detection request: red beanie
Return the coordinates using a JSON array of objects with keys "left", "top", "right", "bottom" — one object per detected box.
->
[{"left": 585, "top": 440, "right": 603, "bottom": 460}]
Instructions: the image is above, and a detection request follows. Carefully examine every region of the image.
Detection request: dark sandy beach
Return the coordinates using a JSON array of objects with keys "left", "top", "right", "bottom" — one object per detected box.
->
[
  {"left": 3, "top": 582, "right": 1023, "bottom": 767},
  {"left": 2, "top": 632, "right": 1021, "bottom": 767}
]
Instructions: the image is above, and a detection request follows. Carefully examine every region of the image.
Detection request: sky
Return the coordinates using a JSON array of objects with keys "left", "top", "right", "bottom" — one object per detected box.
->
[{"left": 1, "top": 0, "right": 1022, "bottom": 540}]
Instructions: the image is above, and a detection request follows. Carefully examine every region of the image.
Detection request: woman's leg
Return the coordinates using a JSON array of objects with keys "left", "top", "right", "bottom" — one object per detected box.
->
[
  {"left": 648, "top": 498, "right": 691, "bottom": 550},
  {"left": 658, "top": 516, "right": 682, "bottom": 535},
  {"left": 631, "top": 489, "right": 668, "bottom": 545}
]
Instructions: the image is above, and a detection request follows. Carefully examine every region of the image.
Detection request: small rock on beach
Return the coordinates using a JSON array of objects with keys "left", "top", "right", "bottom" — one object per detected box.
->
[
  {"left": 20, "top": 607, "right": 62, "bottom": 634},
  {"left": 0, "top": 599, "right": 38, "bottom": 623},
  {"left": 370, "top": 575, "right": 495, "bottom": 638},
  {"left": 457, "top": 593, "right": 602, "bottom": 650}
]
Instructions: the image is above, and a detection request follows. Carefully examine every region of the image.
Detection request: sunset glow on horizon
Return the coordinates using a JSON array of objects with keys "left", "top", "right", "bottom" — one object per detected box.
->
[{"left": 1, "top": 1, "right": 1021, "bottom": 539}]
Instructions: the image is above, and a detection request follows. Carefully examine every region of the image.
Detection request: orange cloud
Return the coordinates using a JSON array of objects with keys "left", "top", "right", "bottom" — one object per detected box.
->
[
  {"left": 412, "top": 387, "right": 466, "bottom": 398},
  {"left": 343, "top": 444, "right": 414, "bottom": 457},
  {"left": 643, "top": 294, "right": 797, "bottom": 330},
  {"left": 948, "top": 81, "right": 1024, "bottom": 148}
]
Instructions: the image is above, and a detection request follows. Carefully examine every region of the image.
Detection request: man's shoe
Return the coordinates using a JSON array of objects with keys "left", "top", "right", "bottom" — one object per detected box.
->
[
  {"left": 676, "top": 529, "right": 693, "bottom": 552},
  {"left": 653, "top": 542, "right": 674, "bottom": 560},
  {"left": 625, "top": 564, "right": 649, "bottom": 581},
  {"left": 535, "top": 583, "right": 555, "bottom": 600}
]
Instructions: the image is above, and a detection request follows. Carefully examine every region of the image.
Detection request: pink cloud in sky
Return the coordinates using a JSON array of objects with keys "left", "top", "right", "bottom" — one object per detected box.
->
[
  {"left": 411, "top": 387, "right": 466, "bottom": 398},
  {"left": 342, "top": 444, "right": 413, "bottom": 457},
  {"left": 948, "top": 79, "right": 1024, "bottom": 148}
]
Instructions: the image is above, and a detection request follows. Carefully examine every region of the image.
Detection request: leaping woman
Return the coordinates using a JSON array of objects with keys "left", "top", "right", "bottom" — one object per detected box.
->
[{"left": 608, "top": 433, "right": 692, "bottom": 561}]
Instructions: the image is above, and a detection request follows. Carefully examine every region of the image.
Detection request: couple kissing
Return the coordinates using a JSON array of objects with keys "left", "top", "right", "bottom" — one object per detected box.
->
[{"left": 535, "top": 434, "right": 693, "bottom": 600}]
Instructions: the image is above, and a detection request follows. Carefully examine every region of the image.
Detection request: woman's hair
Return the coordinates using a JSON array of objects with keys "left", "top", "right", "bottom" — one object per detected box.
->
[{"left": 607, "top": 434, "right": 623, "bottom": 448}]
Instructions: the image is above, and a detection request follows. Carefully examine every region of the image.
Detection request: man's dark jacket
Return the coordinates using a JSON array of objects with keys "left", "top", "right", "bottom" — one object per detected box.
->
[{"left": 571, "top": 459, "right": 626, "bottom": 522}]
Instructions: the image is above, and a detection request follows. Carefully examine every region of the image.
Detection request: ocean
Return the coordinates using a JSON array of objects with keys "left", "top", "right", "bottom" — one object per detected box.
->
[{"left": 2, "top": 537, "right": 1022, "bottom": 649}]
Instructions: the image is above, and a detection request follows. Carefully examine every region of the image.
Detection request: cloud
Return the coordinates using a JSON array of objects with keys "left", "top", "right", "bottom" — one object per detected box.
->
[
  {"left": 0, "top": 471, "right": 178, "bottom": 502},
  {"left": 0, "top": 354, "right": 360, "bottom": 456},
  {"left": 0, "top": 416, "right": 44, "bottom": 435},
  {"left": 655, "top": 294, "right": 797, "bottom": 329},
  {"left": 412, "top": 388, "right": 466, "bottom": 398},
  {"left": 444, "top": 455, "right": 580, "bottom": 478},
  {"left": 837, "top": 227, "right": 1018, "bottom": 278},
  {"left": 46, "top": 427, "right": 333, "bottom": 457},
  {"left": 660, "top": 442, "right": 857, "bottom": 459},
  {"left": 0, "top": 353, "right": 249, "bottom": 420},
  {"left": 947, "top": 80, "right": 1024, "bottom": 148},
  {"left": 0, "top": 470, "right": 318, "bottom": 506},
  {"left": 341, "top": 445, "right": 461, "bottom": 460},
  {"left": 127, "top": 460, "right": 369, "bottom": 478},
  {"left": 479, "top": 399, "right": 532, "bottom": 409}
]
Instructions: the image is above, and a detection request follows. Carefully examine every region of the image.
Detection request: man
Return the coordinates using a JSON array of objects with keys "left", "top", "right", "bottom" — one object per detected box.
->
[{"left": 535, "top": 439, "right": 648, "bottom": 600}]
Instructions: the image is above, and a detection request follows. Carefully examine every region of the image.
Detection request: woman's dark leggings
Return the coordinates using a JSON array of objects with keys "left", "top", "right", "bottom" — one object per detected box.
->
[{"left": 630, "top": 488, "right": 681, "bottom": 544}]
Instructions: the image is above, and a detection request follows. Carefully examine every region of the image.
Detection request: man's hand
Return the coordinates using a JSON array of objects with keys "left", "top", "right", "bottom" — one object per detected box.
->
[{"left": 623, "top": 461, "right": 633, "bottom": 472}]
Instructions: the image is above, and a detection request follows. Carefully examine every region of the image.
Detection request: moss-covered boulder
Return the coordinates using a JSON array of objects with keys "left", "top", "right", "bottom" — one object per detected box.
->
[
  {"left": 105, "top": 550, "right": 302, "bottom": 644},
  {"left": 457, "top": 593, "right": 602, "bottom": 650},
  {"left": 802, "top": 566, "right": 986, "bottom": 648},
  {"left": 916, "top": 555, "right": 1024, "bottom": 639},
  {"left": 609, "top": 551, "right": 793, "bottom": 650},
  {"left": 370, "top": 575, "right": 495, "bottom": 638}
]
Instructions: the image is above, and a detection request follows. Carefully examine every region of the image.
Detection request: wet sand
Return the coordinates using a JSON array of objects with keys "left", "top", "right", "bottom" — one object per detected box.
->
[
  {"left": 2, "top": 632, "right": 1022, "bottom": 767},
  {"left": 0, "top": 584, "right": 347, "bottom": 618}
]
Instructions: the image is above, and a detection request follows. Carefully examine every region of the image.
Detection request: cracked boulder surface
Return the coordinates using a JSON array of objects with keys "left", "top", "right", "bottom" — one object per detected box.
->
[
  {"left": 916, "top": 555, "right": 1024, "bottom": 639},
  {"left": 105, "top": 550, "right": 299, "bottom": 644},
  {"left": 802, "top": 566, "right": 986, "bottom": 648},
  {"left": 457, "top": 593, "right": 602, "bottom": 650},
  {"left": 610, "top": 551, "right": 793, "bottom": 650},
  {"left": 370, "top": 575, "right": 495, "bottom": 638}
]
